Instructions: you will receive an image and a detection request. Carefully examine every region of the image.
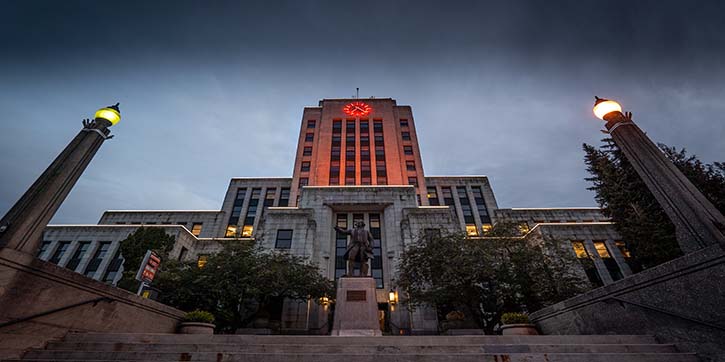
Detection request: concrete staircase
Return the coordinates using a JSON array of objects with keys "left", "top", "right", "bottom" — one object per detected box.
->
[{"left": 6, "top": 332, "right": 698, "bottom": 362}]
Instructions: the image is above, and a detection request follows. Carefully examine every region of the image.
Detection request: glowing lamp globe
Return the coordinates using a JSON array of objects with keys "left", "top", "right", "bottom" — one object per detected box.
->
[
  {"left": 593, "top": 97, "right": 622, "bottom": 120},
  {"left": 94, "top": 103, "right": 121, "bottom": 126}
]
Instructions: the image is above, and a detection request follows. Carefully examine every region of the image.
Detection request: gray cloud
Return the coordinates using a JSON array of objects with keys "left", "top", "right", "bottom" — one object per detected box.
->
[{"left": 1, "top": 0, "right": 724, "bottom": 222}]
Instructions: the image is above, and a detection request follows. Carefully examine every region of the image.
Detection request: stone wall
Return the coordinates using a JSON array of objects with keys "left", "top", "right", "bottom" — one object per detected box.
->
[
  {"left": 530, "top": 244, "right": 725, "bottom": 362},
  {"left": 0, "top": 247, "right": 184, "bottom": 359},
  {"left": 98, "top": 210, "right": 225, "bottom": 238}
]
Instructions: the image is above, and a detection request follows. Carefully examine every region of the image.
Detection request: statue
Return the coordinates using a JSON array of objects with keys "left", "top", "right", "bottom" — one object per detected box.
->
[{"left": 334, "top": 221, "right": 375, "bottom": 277}]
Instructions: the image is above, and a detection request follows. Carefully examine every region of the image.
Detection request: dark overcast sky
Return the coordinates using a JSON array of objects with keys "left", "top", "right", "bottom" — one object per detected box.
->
[{"left": 1, "top": 0, "right": 724, "bottom": 223}]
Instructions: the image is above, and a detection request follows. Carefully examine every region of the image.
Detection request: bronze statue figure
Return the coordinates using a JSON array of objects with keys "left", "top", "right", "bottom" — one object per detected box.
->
[{"left": 334, "top": 221, "right": 375, "bottom": 277}]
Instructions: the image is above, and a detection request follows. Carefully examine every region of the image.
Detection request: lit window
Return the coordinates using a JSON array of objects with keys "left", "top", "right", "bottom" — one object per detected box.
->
[
  {"left": 482, "top": 224, "right": 493, "bottom": 233},
  {"left": 594, "top": 241, "right": 611, "bottom": 258},
  {"left": 191, "top": 223, "right": 203, "bottom": 236},
  {"left": 518, "top": 223, "right": 530, "bottom": 234},
  {"left": 303, "top": 147, "right": 312, "bottom": 156},
  {"left": 615, "top": 241, "right": 631, "bottom": 258},
  {"left": 571, "top": 241, "right": 589, "bottom": 259},
  {"left": 275, "top": 229, "right": 293, "bottom": 249},
  {"left": 242, "top": 225, "right": 254, "bottom": 237},
  {"left": 427, "top": 186, "right": 440, "bottom": 206},
  {"left": 466, "top": 224, "right": 478, "bottom": 236},
  {"left": 305, "top": 133, "right": 314, "bottom": 142},
  {"left": 307, "top": 120, "right": 316, "bottom": 128},
  {"left": 197, "top": 255, "right": 208, "bottom": 268},
  {"left": 225, "top": 225, "right": 237, "bottom": 237}
]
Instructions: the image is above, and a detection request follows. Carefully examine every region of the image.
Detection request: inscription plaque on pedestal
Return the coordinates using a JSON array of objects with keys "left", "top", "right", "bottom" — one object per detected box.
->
[
  {"left": 331, "top": 277, "right": 381, "bottom": 336},
  {"left": 346, "top": 290, "right": 366, "bottom": 301}
]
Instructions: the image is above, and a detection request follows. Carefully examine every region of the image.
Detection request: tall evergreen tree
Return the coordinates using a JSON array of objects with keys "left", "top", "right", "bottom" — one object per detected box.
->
[{"left": 583, "top": 140, "right": 725, "bottom": 269}]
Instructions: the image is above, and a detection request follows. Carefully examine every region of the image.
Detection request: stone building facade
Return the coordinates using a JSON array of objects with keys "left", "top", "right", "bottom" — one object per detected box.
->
[{"left": 40, "top": 97, "right": 636, "bottom": 334}]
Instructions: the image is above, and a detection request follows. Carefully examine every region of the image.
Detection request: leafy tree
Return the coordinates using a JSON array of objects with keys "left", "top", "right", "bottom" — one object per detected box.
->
[
  {"left": 396, "top": 227, "right": 587, "bottom": 334},
  {"left": 154, "top": 241, "right": 334, "bottom": 333},
  {"left": 583, "top": 140, "right": 725, "bottom": 268},
  {"left": 116, "top": 227, "right": 176, "bottom": 292}
]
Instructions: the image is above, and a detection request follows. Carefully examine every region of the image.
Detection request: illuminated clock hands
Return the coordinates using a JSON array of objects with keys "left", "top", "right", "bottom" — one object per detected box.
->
[{"left": 343, "top": 102, "right": 371, "bottom": 116}]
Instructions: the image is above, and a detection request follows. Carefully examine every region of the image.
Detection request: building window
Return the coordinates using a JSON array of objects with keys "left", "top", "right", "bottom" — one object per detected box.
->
[
  {"left": 307, "top": 120, "right": 316, "bottom": 128},
  {"left": 84, "top": 242, "right": 111, "bottom": 278},
  {"left": 264, "top": 188, "right": 276, "bottom": 206},
  {"left": 482, "top": 223, "right": 493, "bottom": 234},
  {"left": 242, "top": 225, "right": 253, "bottom": 237},
  {"left": 279, "top": 188, "right": 290, "bottom": 207},
  {"left": 406, "top": 160, "right": 416, "bottom": 171},
  {"left": 227, "top": 187, "right": 246, "bottom": 228},
  {"left": 401, "top": 131, "right": 411, "bottom": 140},
  {"left": 333, "top": 120, "right": 342, "bottom": 132},
  {"left": 404, "top": 146, "right": 413, "bottom": 155},
  {"left": 594, "top": 241, "right": 623, "bottom": 281},
  {"left": 466, "top": 224, "right": 478, "bottom": 236},
  {"left": 615, "top": 240, "right": 642, "bottom": 273},
  {"left": 373, "top": 121, "right": 383, "bottom": 132},
  {"left": 346, "top": 120, "right": 355, "bottom": 133},
  {"left": 441, "top": 187, "right": 453, "bottom": 205},
  {"left": 426, "top": 187, "right": 440, "bottom": 206},
  {"left": 408, "top": 177, "right": 418, "bottom": 186},
  {"left": 299, "top": 177, "right": 308, "bottom": 187},
  {"left": 305, "top": 133, "right": 314, "bottom": 142},
  {"left": 369, "top": 213, "right": 384, "bottom": 288},
  {"left": 571, "top": 241, "right": 603, "bottom": 287},
  {"left": 377, "top": 176, "right": 387, "bottom": 185},
  {"left": 49, "top": 241, "right": 71, "bottom": 264},
  {"left": 191, "top": 223, "right": 203, "bottom": 236},
  {"left": 275, "top": 229, "right": 293, "bottom": 249},
  {"left": 197, "top": 255, "right": 208, "bottom": 268},
  {"left": 334, "top": 214, "right": 348, "bottom": 280},
  {"left": 102, "top": 249, "right": 123, "bottom": 284},
  {"left": 400, "top": 119, "right": 409, "bottom": 128},
  {"left": 518, "top": 223, "right": 530, "bottom": 234},
  {"left": 472, "top": 186, "right": 491, "bottom": 223},
  {"left": 37, "top": 240, "right": 52, "bottom": 257},
  {"left": 178, "top": 246, "right": 189, "bottom": 261},
  {"left": 457, "top": 187, "right": 475, "bottom": 224},
  {"left": 66, "top": 241, "right": 91, "bottom": 271},
  {"left": 303, "top": 147, "right": 312, "bottom": 156},
  {"left": 225, "top": 225, "right": 237, "bottom": 237}
]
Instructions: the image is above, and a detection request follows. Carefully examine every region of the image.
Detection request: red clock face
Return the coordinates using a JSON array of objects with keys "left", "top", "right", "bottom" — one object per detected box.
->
[{"left": 343, "top": 102, "right": 372, "bottom": 117}]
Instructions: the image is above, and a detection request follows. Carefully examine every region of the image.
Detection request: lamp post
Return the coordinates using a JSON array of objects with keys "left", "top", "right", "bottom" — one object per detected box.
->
[
  {"left": 592, "top": 97, "right": 725, "bottom": 252},
  {"left": 0, "top": 104, "right": 121, "bottom": 255}
]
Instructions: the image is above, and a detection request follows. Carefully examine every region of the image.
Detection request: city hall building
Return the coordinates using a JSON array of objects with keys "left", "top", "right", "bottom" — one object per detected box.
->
[{"left": 40, "top": 97, "right": 638, "bottom": 334}]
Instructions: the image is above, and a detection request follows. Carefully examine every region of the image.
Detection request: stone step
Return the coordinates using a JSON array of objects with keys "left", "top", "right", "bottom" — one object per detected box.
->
[
  {"left": 42, "top": 342, "right": 678, "bottom": 354},
  {"left": 6, "top": 352, "right": 700, "bottom": 362},
  {"left": 61, "top": 333, "right": 659, "bottom": 345}
]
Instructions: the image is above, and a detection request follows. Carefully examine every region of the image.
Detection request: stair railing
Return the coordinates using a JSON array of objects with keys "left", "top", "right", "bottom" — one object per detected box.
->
[
  {"left": 0, "top": 296, "right": 114, "bottom": 329},
  {"left": 606, "top": 296, "right": 725, "bottom": 332}
]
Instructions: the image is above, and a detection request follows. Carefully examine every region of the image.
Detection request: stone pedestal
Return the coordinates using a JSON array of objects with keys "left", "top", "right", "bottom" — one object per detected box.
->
[{"left": 331, "top": 277, "right": 381, "bottom": 336}]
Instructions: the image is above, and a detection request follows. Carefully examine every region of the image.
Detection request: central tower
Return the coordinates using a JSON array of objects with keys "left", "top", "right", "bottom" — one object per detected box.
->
[{"left": 289, "top": 98, "right": 428, "bottom": 205}]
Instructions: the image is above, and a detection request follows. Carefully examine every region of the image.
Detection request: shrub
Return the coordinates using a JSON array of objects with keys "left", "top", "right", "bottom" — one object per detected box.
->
[
  {"left": 183, "top": 310, "right": 215, "bottom": 324},
  {"left": 500, "top": 312, "right": 530, "bottom": 325}
]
